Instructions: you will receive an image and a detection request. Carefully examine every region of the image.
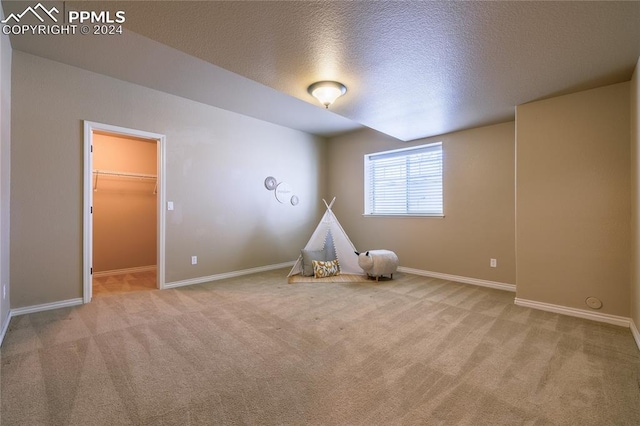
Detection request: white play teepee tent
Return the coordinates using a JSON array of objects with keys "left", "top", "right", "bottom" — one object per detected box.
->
[{"left": 288, "top": 198, "right": 363, "bottom": 277}]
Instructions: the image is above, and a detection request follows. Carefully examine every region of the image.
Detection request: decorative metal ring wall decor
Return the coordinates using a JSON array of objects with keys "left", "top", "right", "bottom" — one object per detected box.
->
[
  {"left": 275, "top": 182, "right": 293, "bottom": 204},
  {"left": 265, "top": 176, "right": 298, "bottom": 206},
  {"left": 264, "top": 176, "right": 277, "bottom": 190}
]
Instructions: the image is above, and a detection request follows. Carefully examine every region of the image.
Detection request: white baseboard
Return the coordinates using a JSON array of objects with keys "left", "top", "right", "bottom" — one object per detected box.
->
[
  {"left": 514, "top": 297, "right": 631, "bottom": 328},
  {"left": 0, "top": 309, "right": 10, "bottom": 347},
  {"left": 397, "top": 266, "right": 516, "bottom": 292},
  {"left": 93, "top": 265, "right": 157, "bottom": 278},
  {"left": 631, "top": 320, "right": 640, "bottom": 351},
  {"left": 164, "top": 261, "right": 295, "bottom": 289},
  {"left": 10, "top": 298, "right": 84, "bottom": 317}
]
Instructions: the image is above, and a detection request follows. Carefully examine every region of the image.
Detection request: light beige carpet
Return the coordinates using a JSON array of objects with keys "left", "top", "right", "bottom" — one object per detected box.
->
[
  {"left": 92, "top": 270, "right": 157, "bottom": 295},
  {"left": 1, "top": 269, "right": 639, "bottom": 425}
]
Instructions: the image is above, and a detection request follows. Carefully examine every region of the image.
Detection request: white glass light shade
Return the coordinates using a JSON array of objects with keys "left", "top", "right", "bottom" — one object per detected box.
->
[{"left": 307, "top": 81, "right": 347, "bottom": 108}]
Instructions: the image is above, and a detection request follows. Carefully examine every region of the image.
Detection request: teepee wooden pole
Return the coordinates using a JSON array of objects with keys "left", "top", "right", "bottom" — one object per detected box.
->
[{"left": 326, "top": 197, "right": 336, "bottom": 210}]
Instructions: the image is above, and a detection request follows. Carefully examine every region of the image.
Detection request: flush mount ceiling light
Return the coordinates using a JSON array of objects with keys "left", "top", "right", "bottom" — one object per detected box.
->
[{"left": 307, "top": 81, "right": 347, "bottom": 109}]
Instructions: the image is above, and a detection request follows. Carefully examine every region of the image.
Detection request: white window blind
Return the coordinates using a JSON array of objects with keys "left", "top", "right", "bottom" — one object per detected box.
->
[{"left": 364, "top": 142, "right": 443, "bottom": 216}]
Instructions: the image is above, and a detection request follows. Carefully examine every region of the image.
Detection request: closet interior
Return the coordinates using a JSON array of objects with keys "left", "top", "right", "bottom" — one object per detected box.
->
[{"left": 92, "top": 131, "right": 158, "bottom": 295}]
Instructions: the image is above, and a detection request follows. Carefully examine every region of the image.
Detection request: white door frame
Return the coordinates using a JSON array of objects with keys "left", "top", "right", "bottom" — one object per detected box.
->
[{"left": 83, "top": 121, "right": 167, "bottom": 303}]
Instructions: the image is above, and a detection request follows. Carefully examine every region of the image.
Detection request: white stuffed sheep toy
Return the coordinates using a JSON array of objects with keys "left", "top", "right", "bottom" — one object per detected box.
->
[{"left": 355, "top": 250, "right": 399, "bottom": 281}]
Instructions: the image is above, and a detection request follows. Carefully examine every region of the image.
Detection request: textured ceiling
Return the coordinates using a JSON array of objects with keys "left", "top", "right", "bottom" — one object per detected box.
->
[{"left": 3, "top": 1, "right": 640, "bottom": 141}]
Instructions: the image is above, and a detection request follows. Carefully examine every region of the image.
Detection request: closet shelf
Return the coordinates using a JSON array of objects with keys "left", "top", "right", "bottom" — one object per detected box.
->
[
  {"left": 92, "top": 169, "right": 158, "bottom": 194},
  {"left": 93, "top": 169, "right": 157, "bottom": 179}
]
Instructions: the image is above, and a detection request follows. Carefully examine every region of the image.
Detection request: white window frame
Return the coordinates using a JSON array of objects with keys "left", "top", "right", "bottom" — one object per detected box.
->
[{"left": 364, "top": 142, "right": 443, "bottom": 217}]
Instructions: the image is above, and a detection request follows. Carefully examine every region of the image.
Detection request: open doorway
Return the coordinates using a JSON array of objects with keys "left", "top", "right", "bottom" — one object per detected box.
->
[{"left": 83, "top": 121, "right": 166, "bottom": 303}]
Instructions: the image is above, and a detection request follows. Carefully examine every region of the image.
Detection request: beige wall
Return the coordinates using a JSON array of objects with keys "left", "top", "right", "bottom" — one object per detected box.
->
[
  {"left": 516, "top": 82, "right": 631, "bottom": 316},
  {"left": 0, "top": 8, "right": 11, "bottom": 337},
  {"left": 632, "top": 58, "right": 639, "bottom": 329},
  {"left": 11, "top": 51, "right": 326, "bottom": 308},
  {"left": 8, "top": 47, "right": 637, "bottom": 326},
  {"left": 326, "top": 122, "right": 516, "bottom": 284},
  {"left": 93, "top": 133, "right": 157, "bottom": 272}
]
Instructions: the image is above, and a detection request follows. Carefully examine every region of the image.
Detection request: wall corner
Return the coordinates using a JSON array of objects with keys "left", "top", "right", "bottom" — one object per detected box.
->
[{"left": 0, "top": 4, "right": 13, "bottom": 346}]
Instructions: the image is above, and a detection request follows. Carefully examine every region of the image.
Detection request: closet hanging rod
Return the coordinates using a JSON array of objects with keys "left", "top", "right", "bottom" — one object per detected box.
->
[{"left": 92, "top": 169, "right": 157, "bottom": 180}]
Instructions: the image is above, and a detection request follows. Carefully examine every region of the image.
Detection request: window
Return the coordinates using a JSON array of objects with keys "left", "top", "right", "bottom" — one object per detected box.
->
[{"left": 364, "top": 142, "right": 443, "bottom": 216}]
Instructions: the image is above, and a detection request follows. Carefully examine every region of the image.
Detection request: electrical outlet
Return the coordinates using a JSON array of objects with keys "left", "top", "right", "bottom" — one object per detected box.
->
[
  {"left": 167, "top": 201, "right": 174, "bottom": 211},
  {"left": 2, "top": 284, "right": 6, "bottom": 300},
  {"left": 490, "top": 258, "right": 497, "bottom": 268},
  {"left": 191, "top": 256, "right": 197, "bottom": 265}
]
